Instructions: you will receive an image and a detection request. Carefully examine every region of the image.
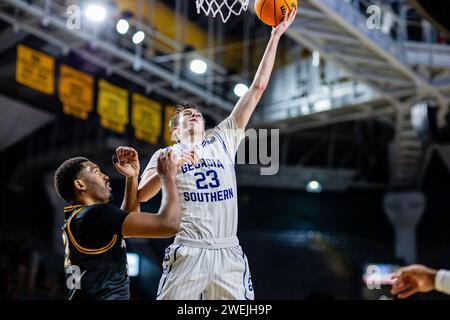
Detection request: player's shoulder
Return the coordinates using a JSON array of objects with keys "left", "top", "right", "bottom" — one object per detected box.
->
[
  {"left": 143, "top": 147, "right": 175, "bottom": 173},
  {"left": 212, "top": 116, "right": 242, "bottom": 140},
  {"left": 215, "top": 115, "right": 236, "bottom": 129},
  {"left": 82, "top": 203, "right": 123, "bottom": 216},
  {"left": 77, "top": 203, "right": 126, "bottom": 227}
]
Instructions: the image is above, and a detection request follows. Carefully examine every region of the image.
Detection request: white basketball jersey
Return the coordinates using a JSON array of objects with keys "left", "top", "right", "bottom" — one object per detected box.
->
[{"left": 142, "top": 116, "right": 245, "bottom": 246}]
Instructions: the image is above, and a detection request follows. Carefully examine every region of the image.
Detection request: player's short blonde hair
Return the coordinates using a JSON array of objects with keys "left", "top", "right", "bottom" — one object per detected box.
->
[{"left": 169, "top": 102, "right": 204, "bottom": 130}]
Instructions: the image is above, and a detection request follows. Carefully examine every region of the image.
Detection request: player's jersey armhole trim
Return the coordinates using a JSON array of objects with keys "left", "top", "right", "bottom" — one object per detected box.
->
[
  {"left": 213, "top": 132, "right": 234, "bottom": 165},
  {"left": 67, "top": 207, "right": 118, "bottom": 255},
  {"left": 141, "top": 147, "right": 171, "bottom": 177}
]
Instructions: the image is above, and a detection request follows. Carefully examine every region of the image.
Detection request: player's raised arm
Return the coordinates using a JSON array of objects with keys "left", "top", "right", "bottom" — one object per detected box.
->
[
  {"left": 122, "top": 151, "right": 181, "bottom": 238},
  {"left": 113, "top": 146, "right": 140, "bottom": 213},
  {"left": 138, "top": 168, "right": 161, "bottom": 203},
  {"left": 231, "top": 8, "right": 297, "bottom": 130}
]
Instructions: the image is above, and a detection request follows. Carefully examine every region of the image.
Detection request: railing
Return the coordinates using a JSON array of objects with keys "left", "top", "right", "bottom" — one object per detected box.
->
[
  {"left": 262, "top": 81, "right": 380, "bottom": 122},
  {"left": 405, "top": 41, "right": 450, "bottom": 68},
  {"left": 343, "top": 0, "right": 446, "bottom": 44},
  {"left": 318, "top": 0, "right": 407, "bottom": 63}
]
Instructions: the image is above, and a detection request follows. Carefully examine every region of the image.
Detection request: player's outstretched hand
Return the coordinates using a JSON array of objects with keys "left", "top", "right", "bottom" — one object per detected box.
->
[
  {"left": 157, "top": 150, "right": 179, "bottom": 180},
  {"left": 391, "top": 264, "right": 437, "bottom": 298},
  {"left": 272, "top": 7, "right": 297, "bottom": 37},
  {"left": 114, "top": 146, "right": 140, "bottom": 178}
]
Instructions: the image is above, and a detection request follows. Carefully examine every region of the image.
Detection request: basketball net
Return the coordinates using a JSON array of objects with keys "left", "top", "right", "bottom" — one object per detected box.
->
[{"left": 196, "top": 0, "right": 249, "bottom": 23}]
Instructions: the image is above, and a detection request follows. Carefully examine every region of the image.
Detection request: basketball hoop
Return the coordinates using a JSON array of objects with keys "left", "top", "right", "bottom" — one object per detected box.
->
[{"left": 196, "top": 0, "right": 249, "bottom": 23}]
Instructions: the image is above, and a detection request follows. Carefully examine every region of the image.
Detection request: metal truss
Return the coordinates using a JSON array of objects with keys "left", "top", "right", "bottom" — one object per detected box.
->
[
  {"left": 291, "top": 0, "right": 449, "bottom": 104},
  {"left": 250, "top": 0, "right": 450, "bottom": 187},
  {"left": 250, "top": 0, "right": 450, "bottom": 127},
  {"left": 0, "top": 0, "right": 247, "bottom": 122}
]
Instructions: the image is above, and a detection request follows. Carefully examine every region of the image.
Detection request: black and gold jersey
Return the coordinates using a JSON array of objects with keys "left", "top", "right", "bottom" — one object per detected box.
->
[{"left": 62, "top": 203, "right": 129, "bottom": 300}]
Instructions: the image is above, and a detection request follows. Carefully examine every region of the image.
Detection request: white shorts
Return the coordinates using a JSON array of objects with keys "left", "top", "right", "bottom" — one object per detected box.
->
[{"left": 156, "top": 244, "right": 254, "bottom": 300}]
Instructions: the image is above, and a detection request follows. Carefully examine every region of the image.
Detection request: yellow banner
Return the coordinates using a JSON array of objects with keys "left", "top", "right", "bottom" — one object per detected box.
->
[
  {"left": 97, "top": 79, "right": 129, "bottom": 134},
  {"left": 16, "top": 44, "right": 54, "bottom": 95},
  {"left": 164, "top": 105, "right": 176, "bottom": 146},
  {"left": 59, "top": 65, "right": 94, "bottom": 120},
  {"left": 131, "top": 93, "right": 162, "bottom": 145}
]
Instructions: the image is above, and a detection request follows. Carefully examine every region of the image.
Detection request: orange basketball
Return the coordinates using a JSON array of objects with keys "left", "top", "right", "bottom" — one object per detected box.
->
[{"left": 255, "top": 0, "right": 298, "bottom": 27}]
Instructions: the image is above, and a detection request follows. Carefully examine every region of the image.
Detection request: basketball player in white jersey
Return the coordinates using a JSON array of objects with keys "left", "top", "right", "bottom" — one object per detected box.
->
[{"left": 138, "top": 9, "right": 297, "bottom": 300}]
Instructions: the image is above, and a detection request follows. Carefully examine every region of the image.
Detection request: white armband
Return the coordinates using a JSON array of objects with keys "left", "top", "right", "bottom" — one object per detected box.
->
[{"left": 435, "top": 270, "right": 450, "bottom": 295}]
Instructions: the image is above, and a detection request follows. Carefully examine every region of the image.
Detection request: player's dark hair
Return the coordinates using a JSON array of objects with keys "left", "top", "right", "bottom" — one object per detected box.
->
[{"left": 54, "top": 157, "right": 90, "bottom": 203}]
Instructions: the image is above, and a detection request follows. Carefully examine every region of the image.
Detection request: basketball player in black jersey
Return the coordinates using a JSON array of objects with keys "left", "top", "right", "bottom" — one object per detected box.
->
[{"left": 54, "top": 147, "right": 180, "bottom": 300}]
